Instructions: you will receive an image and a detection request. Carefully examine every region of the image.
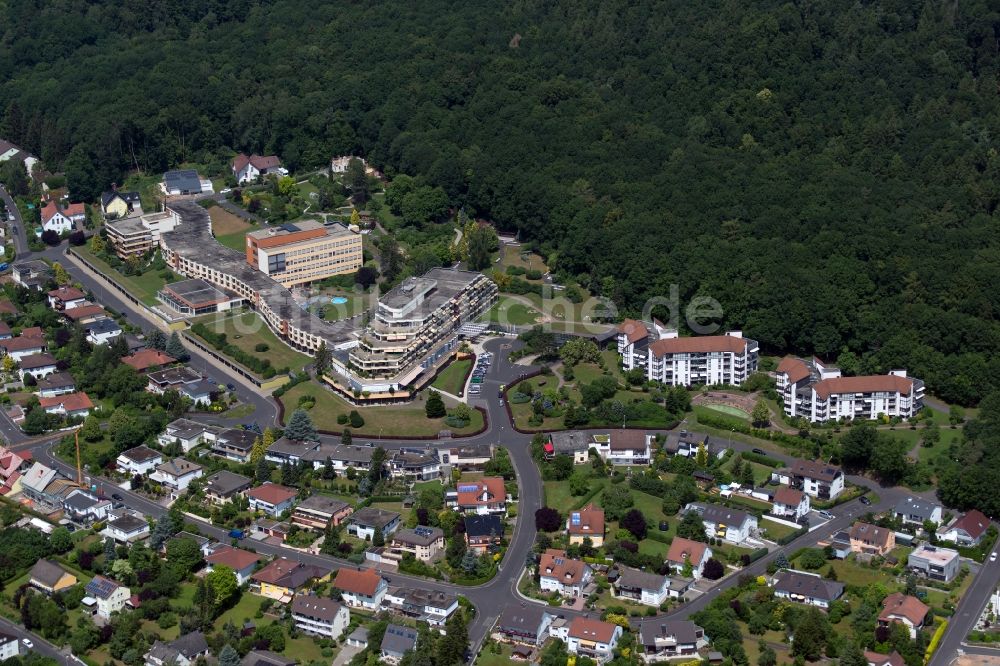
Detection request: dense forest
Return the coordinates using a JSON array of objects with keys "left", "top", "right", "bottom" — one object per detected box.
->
[{"left": 2, "top": 0, "right": 1000, "bottom": 403}]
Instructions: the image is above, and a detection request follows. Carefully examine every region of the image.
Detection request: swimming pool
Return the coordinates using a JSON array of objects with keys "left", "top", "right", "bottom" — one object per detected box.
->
[{"left": 330, "top": 296, "right": 348, "bottom": 305}]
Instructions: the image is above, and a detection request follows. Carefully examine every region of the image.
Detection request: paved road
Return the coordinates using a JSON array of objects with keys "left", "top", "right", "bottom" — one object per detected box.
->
[
  {"left": 0, "top": 184, "right": 28, "bottom": 256},
  {"left": 931, "top": 555, "right": 1000, "bottom": 666},
  {"left": 0, "top": 615, "right": 78, "bottom": 665}
]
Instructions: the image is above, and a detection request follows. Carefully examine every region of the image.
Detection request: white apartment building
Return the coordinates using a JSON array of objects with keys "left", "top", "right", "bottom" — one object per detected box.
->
[
  {"left": 776, "top": 356, "right": 924, "bottom": 423},
  {"left": 290, "top": 595, "right": 350, "bottom": 640},
  {"left": 617, "top": 324, "right": 758, "bottom": 387}
]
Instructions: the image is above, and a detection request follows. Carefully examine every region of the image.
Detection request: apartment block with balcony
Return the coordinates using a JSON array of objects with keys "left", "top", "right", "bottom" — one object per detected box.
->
[
  {"left": 346, "top": 269, "right": 497, "bottom": 391},
  {"left": 245, "top": 220, "right": 362, "bottom": 288},
  {"left": 771, "top": 458, "right": 845, "bottom": 500},
  {"left": 624, "top": 330, "right": 758, "bottom": 387},
  {"left": 106, "top": 210, "right": 180, "bottom": 260},
  {"left": 776, "top": 356, "right": 924, "bottom": 423}
]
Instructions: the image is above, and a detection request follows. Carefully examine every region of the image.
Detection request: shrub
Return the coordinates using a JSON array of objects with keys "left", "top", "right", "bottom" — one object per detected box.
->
[{"left": 255, "top": 342, "right": 270, "bottom": 352}]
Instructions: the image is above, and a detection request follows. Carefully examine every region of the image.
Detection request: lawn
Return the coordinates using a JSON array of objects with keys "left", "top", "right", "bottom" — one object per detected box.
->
[
  {"left": 279, "top": 381, "right": 485, "bottom": 437},
  {"left": 475, "top": 643, "right": 517, "bottom": 666},
  {"left": 486, "top": 297, "right": 541, "bottom": 326},
  {"left": 74, "top": 245, "right": 180, "bottom": 306},
  {"left": 311, "top": 289, "right": 368, "bottom": 322},
  {"left": 214, "top": 591, "right": 269, "bottom": 630},
  {"left": 759, "top": 517, "right": 800, "bottom": 541},
  {"left": 543, "top": 477, "right": 608, "bottom": 510},
  {"left": 705, "top": 404, "right": 750, "bottom": 420},
  {"left": 432, "top": 358, "right": 472, "bottom": 395},
  {"left": 501, "top": 245, "right": 549, "bottom": 275},
  {"left": 818, "top": 557, "right": 894, "bottom": 587},
  {"left": 638, "top": 538, "right": 671, "bottom": 557},
  {"left": 192, "top": 311, "right": 311, "bottom": 373}
]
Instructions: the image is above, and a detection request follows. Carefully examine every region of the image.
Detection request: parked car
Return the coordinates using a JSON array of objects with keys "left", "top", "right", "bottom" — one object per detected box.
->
[
  {"left": 229, "top": 529, "right": 247, "bottom": 539},
  {"left": 21, "top": 639, "right": 33, "bottom": 649},
  {"left": 859, "top": 496, "right": 871, "bottom": 506},
  {"left": 751, "top": 448, "right": 765, "bottom": 455},
  {"left": 111, "top": 493, "right": 124, "bottom": 501}
]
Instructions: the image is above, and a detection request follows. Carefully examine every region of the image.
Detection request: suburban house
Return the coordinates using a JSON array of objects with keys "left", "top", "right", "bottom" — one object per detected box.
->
[
  {"left": 232, "top": 154, "right": 283, "bottom": 184},
  {"left": 11, "top": 260, "right": 52, "bottom": 291},
  {"left": 290, "top": 594, "right": 350, "bottom": 640},
  {"left": 61, "top": 304, "right": 108, "bottom": 326},
  {"left": 62, "top": 489, "right": 111, "bottom": 524},
  {"left": 145, "top": 633, "right": 209, "bottom": 666},
  {"left": 596, "top": 430, "right": 652, "bottom": 465},
  {"left": 100, "top": 190, "right": 142, "bottom": 219},
  {"left": 29, "top": 559, "right": 77, "bottom": 595},
  {"left": 163, "top": 169, "right": 207, "bottom": 196},
  {"left": 0, "top": 633, "right": 20, "bottom": 661},
  {"left": 448, "top": 476, "right": 507, "bottom": 514},
  {"left": 211, "top": 428, "right": 258, "bottom": 462},
  {"left": 103, "top": 513, "right": 150, "bottom": 543},
  {"left": 684, "top": 503, "right": 758, "bottom": 544},
  {"left": 771, "top": 459, "right": 845, "bottom": 500},
  {"left": 545, "top": 431, "right": 593, "bottom": 464},
  {"left": 291, "top": 495, "right": 353, "bottom": 530},
  {"left": 332, "top": 567, "right": 387, "bottom": 610},
  {"left": 85, "top": 575, "right": 131, "bottom": 619},
  {"left": 849, "top": 522, "right": 896, "bottom": 557},
  {"left": 38, "top": 391, "right": 93, "bottom": 419},
  {"left": 613, "top": 566, "right": 670, "bottom": 607},
  {"left": 866, "top": 652, "right": 906, "bottom": 666},
  {"left": 116, "top": 446, "right": 164, "bottom": 476},
  {"left": 567, "top": 503, "right": 605, "bottom": 547},
  {"left": 204, "top": 546, "right": 261, "bottom": 585},
  {"left": 879, "top": 592, "right": 929, "bottom": 638},
  {"left": 39, "top": 200, "right": 77, "bottom": 234},
  {"left": 84, "top": 318, "right": 124, "bottom": 346},
  {"left": 436, "top": 443, "right": 494, "bottom": 471},
  {"left": 772, "top": 486, "right": 810, "bottom": 520},
  {"left": 538, "top": 549, "right": 592, "bottom": 598},
  {"left": 251, "top": 557, "right": 331, "bottom": 602},
  {"left": 380, "top": 624, "right": 418, "bottom": 664},
  {"left": 565, "top": 617, "right": 623, "bottom": 662},
  {"left": 0, "top": 447, "right": 22, "bottom": 496},
  {"left": 47, "top": 286, "right": 87, "bottom": 310},
  {"left": 382, "top": 587, "right": 458, "bottom": 627},
  {"left": 635, "top": 619, "right": 707, "bottom": 661},
  {"left": 242, "top": 651, "right": 296, "bottom": 666},
  {"left": 389, "top": 449, "right": 442, "bottom": 481},
  {"left": 941, "top": 510, "right": 991, "bottom": 546},
  {"left": 464, "top": 514, "right": 503, "bottom": 554},
  {"left": 1, "top": 334, "right": 47, "bottom": 362},
  {"left": 122, "top": 349, "right": 176, "bottom": 373},
  {"left": 36, "top": 372, "right": 77, "bottom": 398},
  {"left": 246, "top": 483, "right": 298, "bottom": 517},
  {"left": 665, "top": 537, "right": 712, "bottom": 579},
  {"left": 150, "top": 458, "right": 204, "bottom": 495},
  {"left": 388, "top": 526, "right": 445, "bottom": 561},
  {"left": 771, "top": 570, "right": 845, "bottom": 608},
  {"left": 146, "top": 366, "right": 215, "bottom": 405},
  {"left": 894, "top": 497, "right": 943, "bottom": 527},
  {"left": 494, "top": 605, "right": 553, "bottom": 646},
  {"left": 157, "top": 418, "right": 218, "bottom": 452},
  {"left": 908, "top": 545, "right": 960, "bottom": 582},
  {"left": 346, "top": 507, "right": 401, "bottom": 541},
  {"left": 203, "top": 470, "right": 252, "bottom": 504},
  {"left": 18, "top": 353, "right": 59, "bottom": 380}
]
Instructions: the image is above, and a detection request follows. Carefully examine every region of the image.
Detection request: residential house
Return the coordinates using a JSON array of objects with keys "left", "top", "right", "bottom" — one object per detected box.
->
[
  {"left": 381, "top": 587, "right": 458, "bottom": 627},
  {"left": 204, "top": 546, "right": 262, "bottom": 585},
  {"left": 291, "top": 594, "right": 350, "bottom": 640},
  {"left": 39, "top": 200, "right": 76, "bottom": 234},
  {"left": 163, "top": 170, "right": 206, "bottom": 196},
  {"left": 865, "top": 652, "right": 906, "bottom": 666},
  {"left": 849, "top": 523, "right": 896, "bottom": 557},
  {"left": 18, "top": 353, "right": 58, "bottom": 380},
  {"left": 203, "top": 470, "right": 252, "bottom": 504},
  {"left": 388, "top": 526, "right": 445, "bottom": 561},
  {"left": 47, "top": 286, "right": 87, "bottom": 311},
  {"left": 666, "top": 537, "right": 712, "bottom": 579},
  {"left": 567, "top": 503, "right": 605, "bottom": 547},
  {"left": 241, "top": 651, "right": 296, "bottom": 666},
  {"left": 291, "top": 495, "right": 352, "bottom": 530},
  {"left": 122, "top": 349, "right": 176, "bottom": 373},
  {"left": 101, "top": 190, "right": 142, "bottom": 219},
  {"left": 538, "top": 549, "right": 592, "bottom": 598},
  {"left": 465, "top": 515, "right": 503, "bottom": 554},
  {"left": 150, "top": 458, "right": 203, "bottom": 495},
  {"left": 38, "top": 391, "right": 93, "bottom": 418},
  {"left": 771, "top": 459, "right": 845, "bottom": 500},
  {"left": 85, "top": 575, "right": 130, "bottom": 619},
  {"left": 635, "top": 619, "right": 707, "bottom": 661},
  {"left": 117, "top": 446, "right": 164, "bottom": 476},
  {"left": 0, "top": 447, "right": 22, "bottom": 496},
  {"left": 1, "top": 334, "right": 47, "bottom": 362},
  {"left": 29, "top": 559, "right": 77, "bottom": 594},
  {"left": 380, "top": 624, "right": 418, "bottom": 664},
  {"left": 146, "top": 366, "right": 212, "bottom": 403},
  {"left": 232, "top": 154, "right": 283, "bottom": 184},
  {"left": 246, "top": 483, "right": 298, "bottom": 517},
  {"left": 11, "top": 260, "right": 51, "bottom": 291},
  {"left": 103, "top": 513, "right": 150, "bottom": 543},
  {"left": 449, "top": 476, "right": 507, "bottom": 515},
  {"left": 437, "top": 443, "right": 494, "bottom": 471},
  {"left": 251, "top": 557, "right": 331, "bottom": 602},
  {"left": 596, "top": 430, "right": 652, "bottom": 465},
  {"left": 894, "top": 497, "right": 943, "bottom": 527},
  {"left": 62, "top": 304, "right": 108, "bottom": 325},
  {"left": 211, "top": 428, "right": 258, "bottom": 462},
  {"left": 772, "top": 486, "right": 810, "bottom": 521},
  {"left": 941, "top": 510, "right": 991, "bottom": 546},
  {"left": 84, "top": 318, "right": 123, "bottom": 345},
  {"left": 389, "top": 449, "right": 441, "bottom": 481},
  {"left": 346, "top": 507, "right": 401, "bottom": 541},
  {"left": 0, "top": 633, "right": 19, "bottom": 661},
  {"left": 684, "top": 503, "right": 758, "bottom": 544},
  {"left": 264, "top": 437, "right": 321, "bottom": 466},
  {"left": 36, "top": 372, "right": 77, "bottom": 398},
  {"left": 495, "top": 605, "right": 553, "bottom": 646},
  {"left": 566, "top": 617, "right": 623, "bottom": 662},
  {"left": 333, "top": 567, "right": 387, "bottom": 610},
  {"left": 62, "top": 489, "right": 111, "bottom": 524},
  {"left": 613, "top": 566, "right": 670, "bottom": 607},
  {"left": 545, "top": 431, "right": 593, "bottom": 464},
  {"left": 771, "top": 570, "right": 845, "bottom": 608},
  {"left": 879, "top": 592, "right": 929, "bottom": 638},
  {"left": 642, "top": 331, "right": 759, "bottom": 387},
  {"left": 908, "top": 545, "right": 960, "bottom": 582},
  {"left": 251, "top": 518, "right": 290, "bottom": 543},
  {"left": 157, "top": 418, "right": 219, "bottom": 452},
  {"left": 19, "top": 462, "right": 59, "bottom": 506},
  {"left": 144, "top": 632, "right": 209, "bottom": 666}
]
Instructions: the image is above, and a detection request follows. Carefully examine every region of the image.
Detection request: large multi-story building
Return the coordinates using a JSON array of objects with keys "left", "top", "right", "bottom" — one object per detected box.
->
[
  {"left": 616, "top": 323, "right": 758, "bottom": 387},
  {"left": 105, "top": 210, "right": 180, "bottom": 259},
  {"left": 345, "top": 269, "right": 497, "bottom": 389},
  {"left": 245, "top": 220, "right": 362, "bottom": 288},
  {"left": 776, "top": 356, "right": 924, "bottom": 423}
]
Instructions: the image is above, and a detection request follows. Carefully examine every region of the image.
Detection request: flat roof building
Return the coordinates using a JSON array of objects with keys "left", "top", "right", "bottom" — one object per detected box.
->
[
  {"left": 158, "top": 278, "right": 244, "bottom": 317},
  {"left": 246, "top": 220, "right": 362, "bottom": 288}
]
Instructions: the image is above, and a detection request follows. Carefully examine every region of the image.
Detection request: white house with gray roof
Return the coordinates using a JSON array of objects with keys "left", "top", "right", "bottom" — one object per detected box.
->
[
  {"left": 684, "top": 502, "right": 758, "bottom": 544},
  {"left": 894, "top": 496, "right": 943, "bottom": 527}
]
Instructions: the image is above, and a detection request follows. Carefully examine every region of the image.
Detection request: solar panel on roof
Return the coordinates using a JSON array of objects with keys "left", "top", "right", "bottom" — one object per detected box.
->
[
  {"left": 281, "top": 223, "right": 300, "bottom": 233},
  {"left": 571, "top": 513, "right": 580, "bottom": 525},
  {"left": 458, "top": 484, "right": 480, "bottom": 492}
]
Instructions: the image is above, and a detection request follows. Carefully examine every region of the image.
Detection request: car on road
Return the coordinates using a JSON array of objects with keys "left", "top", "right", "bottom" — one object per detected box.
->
[
  {"left": 226, "top": 383, "right": 235, "bottom": 390},
  {"left": 220, "top": 188, "right": 232, "bottom": 194},
  {"left": 818, "top": 510, "right": 834, "bottom": 520},
  {"left": 991, "top": 552, "right": 998, "bottom": 563},
  {"left": 859, "top": 496, "right": 871, "bottom": 505},
  {"left": 21, "top": 639, "right": 33, "bottom": 649},
  {"left": 111, "top": 493, "right": 123, "bottom": 501},
  {"left": 752, "top": 448, "right": 765, "bottom": 455}
]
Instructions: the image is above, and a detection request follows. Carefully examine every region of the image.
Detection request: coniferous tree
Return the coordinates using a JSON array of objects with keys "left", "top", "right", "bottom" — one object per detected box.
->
[{"left": 284, "top": 409, "right": 318, "bottom": 441}]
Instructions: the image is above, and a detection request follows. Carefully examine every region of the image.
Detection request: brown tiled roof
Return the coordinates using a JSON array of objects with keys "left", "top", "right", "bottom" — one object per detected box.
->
[
  {"left": 63, "top": 304, "right": 106, "bottom": 321},
  {"left": 617, "top": 319, "right": 649, "bottom": 344},
  {"left": 19, "top": 353, "right": 57, "bottom": 369},
  {"left": 777, "top": 356, "right": 811, "bottom": 384},
  {"left": 774, "top": 486, "right": 804, "bottom": 507},
  {"left": 950, "top": 510, "right": 990, "bottom": 540},
  {"left": 879, "top": 592, "right": 929, "bottom": 627},
  {"left": 666, "top": 537, "right": 708, "bottom": 566},
  {"left": 456, "top": 477, "right": 505, "bottom": 507},
  {"left": 122, "top": 349, "right": 177, "bottom": 371},
  {"left": 333, "top": 567, "right": 382, "bottom": 596},
  {"left": 610, "top": 430, "right": 647, "bottom": 451},
  {"left": 568, "top": 616, "right": 618, "bottom": 643},
  {"left": 813, "top": 375, "right": 914, "bottom": 399},
  {"left": 1, "top": 337, "right": 46, "bottom": 352},
  {"left": 849, "top": 522, "right": 893, "bottom": 548},
  {"left": 786, "top": 459, "right": 841, "bottom": 482},
  {"left": 48, "top": 286, "right": 85, "bottom": 301},
  {"left": 246, "top": 483, "right": 297, "bottom": 505},
  {"left": 38, "top": 392, "right": 93, "bottom": 412},
  {"left": 649, "top": 335, "right": 748, "bottom": 356},
  {"left": 206, "top": 546, "right": 261, "bottom": 571},
  {"left": 865, "top": 652, "right": 905, "bottom": 666},
  {"left": 567, "top": 504, "right": 604, "bottom": 537},
  {"left": 538, "top": 549, "right": 588, "bottom": 585}
]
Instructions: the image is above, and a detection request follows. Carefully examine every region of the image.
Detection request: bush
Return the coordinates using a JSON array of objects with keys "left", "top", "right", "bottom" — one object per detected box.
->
[
  {"left": 255, "top": 342, "right": 270, "bottom": 352},
  {"left": 337, "top": 414, "right": 349, "bottom": 425},
  {"left": 349, "top": 410, "right": 365, "bottom": 428}
]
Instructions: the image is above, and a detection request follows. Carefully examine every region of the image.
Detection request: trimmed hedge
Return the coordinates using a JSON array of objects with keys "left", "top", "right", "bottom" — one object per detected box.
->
[
  {"left": 191, "top": 322, "right": 277, "bottom": 378},
  {"left": 741, "top": 451, "right": 784, "bottom": 468}
]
